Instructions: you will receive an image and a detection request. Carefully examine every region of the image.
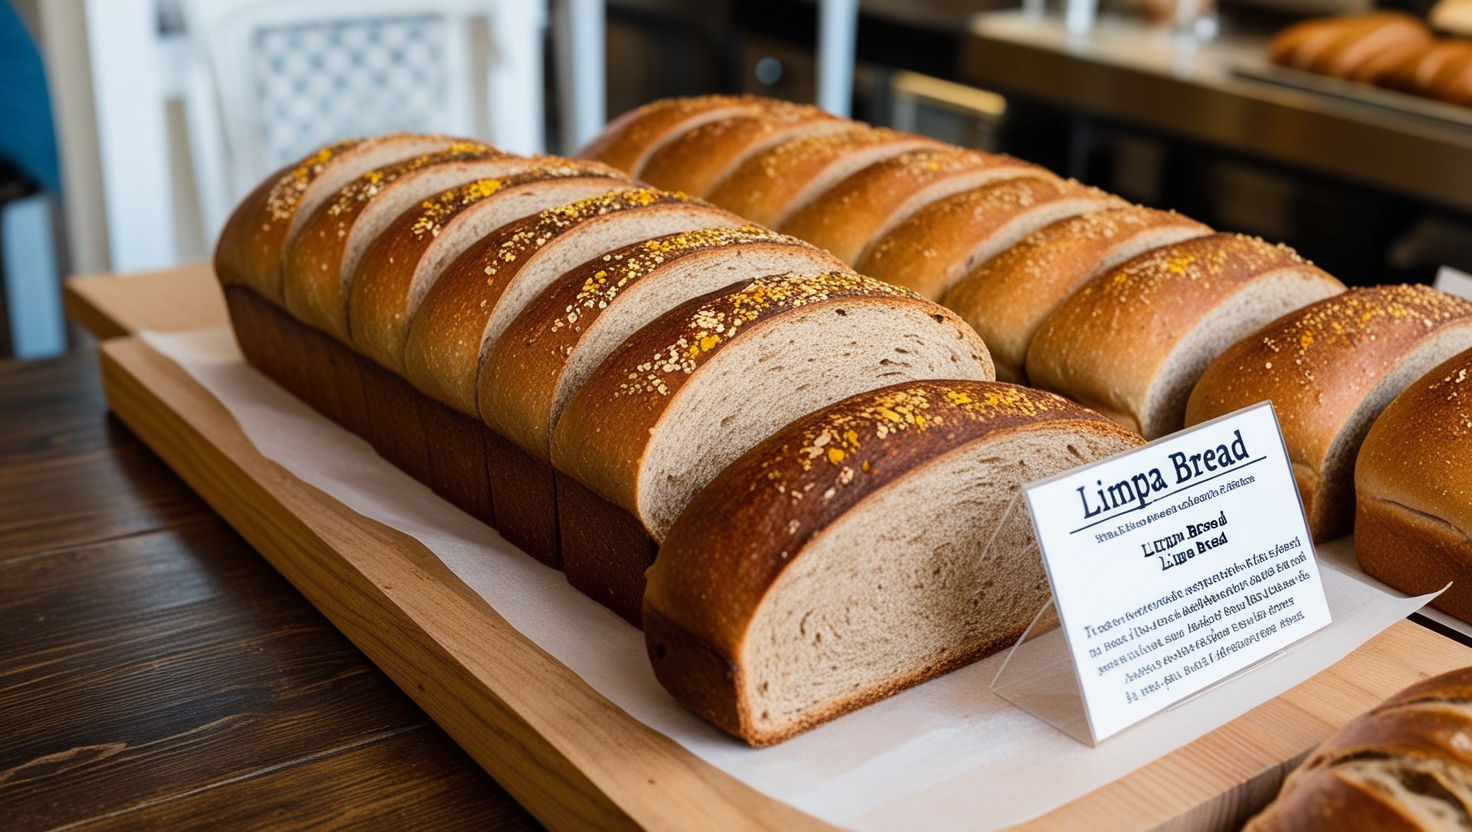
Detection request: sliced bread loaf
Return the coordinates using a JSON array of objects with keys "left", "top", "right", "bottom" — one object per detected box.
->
[
  {"left": 1187, "top": 285, "right": 1472, "bottom": 542},
  {"left": 857, "top": 177, "right": 1125, "bottom": 301},
  {"left": 645, "top": 380, "right": 1142, "bottom": 745},
  {"left": 1027, "top": 233, "right": 1346, "bottom": 439},
  {"left": 944, "top": 207, "right": 1211, "bottom": 383},
  {"left": 576, "top": 95, "right": 769, "bottom": 176}
]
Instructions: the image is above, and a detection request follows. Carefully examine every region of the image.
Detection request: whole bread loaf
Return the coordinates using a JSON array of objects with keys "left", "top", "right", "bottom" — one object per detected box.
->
[
  {"left": 1187, "top": 286, "right": 1472, "bottom": 542},
  {"left": 944, "top": 206, "right": 1211, "bottom": 383},
  {"left": 1243, "top": 665, "right": 1472, "bottom": 831},
  {"left": 1355, "top": 347, "right": 1472, "bottom": 622},
  {"left": 645, "top": 380, "right": 1142, "bottom": 746},
  {"left": 1027, "top": 233, "right": 1345, "bottom": 439}
]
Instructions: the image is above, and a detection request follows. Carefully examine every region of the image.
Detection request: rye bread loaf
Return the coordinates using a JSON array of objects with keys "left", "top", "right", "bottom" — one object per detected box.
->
[
  {"left": 1355, "top": 347, "right": 1472, "bottom": 622},
  {"left": 281, "top": 143, "right": 520, "bottom": 340},
  {"left": 779, "top": 146, "right": 1049, "bottom": 266},
  {"left": 216, "top": 134, "right": 463, "bottom": 304},
  {"left": 943, "top": 207, "right": 1212, "bottom": 383},
  {"left": 1027, "top": 233, "right": 1346, "bottom": 439},
  {"left": 576, "top": 95, "right": 770, "bottom": 177},
  {"left": 1243, "top": 666, "right": 1472, "bottom": 831},
  {"left": 402, "top": 189, "right": 744, "bottom": 417},
  {"left": 550, "top": 271, "right": 995, "bottom": 542},
  {"left": 481, "top": 226, "right": 848, "bottom": 459},
  {"left": 1187, "top": 286, "right": 1472, "bottom": 542},
  {"left": 346, "top": 162, "right": 630, "bottom": 373},
  {"left": 857, "top": 177, "right": 1126, "bottom": 301},
  {"left": 644, "top": 380, "right": 1143, "bottom": 746},
  {"left": 703, "top": 126, "right": 942, "bottom": 228},
  {"left": 636, "top": 102, "right": 849, "bottom": 198}
]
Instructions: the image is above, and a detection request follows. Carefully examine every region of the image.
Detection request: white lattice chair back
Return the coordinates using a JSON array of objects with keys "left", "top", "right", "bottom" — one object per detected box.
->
[{"left": 181, "top": 0, "right": 546, "bottom": 241}]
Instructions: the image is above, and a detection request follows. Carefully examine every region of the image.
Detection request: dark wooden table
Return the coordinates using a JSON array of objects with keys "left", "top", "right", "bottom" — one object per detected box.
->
[{"left": 0, "top": 347, "right": 544, "bottom": 830}]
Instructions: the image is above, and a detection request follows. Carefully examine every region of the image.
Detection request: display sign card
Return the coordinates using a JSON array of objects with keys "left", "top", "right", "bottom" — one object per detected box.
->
[{"left": 1023, "top": 402, "right": 1331, "bottom": 742}]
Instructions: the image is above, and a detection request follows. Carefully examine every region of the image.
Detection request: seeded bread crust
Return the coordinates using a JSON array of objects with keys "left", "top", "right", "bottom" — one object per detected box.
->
[
  {"left": 1187, "top": 286, "right": 1472, "bottom": 541},
  {"left": 402, "top": 189, "right": 742, "bottom": 416},
  {"left": 704, "top": 126, "right": 942, "bottom": 227},
  {"left": 480, "top": 226, "right": 846, "bottom": 458},
  {"left": 1026, "top": 233, "right": 1346, "bottom": 438},
  {"left": 779, "top": 146, "right": 1050, "bottom": 266},
  {"left": 346, "top": 162, "right": 629, "bottom": 373},
  {"left": 1355, "top": 348, "right": 1472, "bottom": 622},
  {"left": 636, "top": 103, "right": 849, "bottom": 198},
  {"left": 1243, "top": 666, "right": 1472, "bottom": 831},
  {"left": 644, "top": 380, "right": 1142, "bottom": 745},
  {"left": 280, "top": 141, "right": 508, "bottom": 339},
  {"left": 943, "top": 206, "right": 1211, "bottom": 383},
  {"left": 576, "top": 95, "right": 769, "bottom": 176},
  {"left": 857, "top": 177, "right": 1125, "bottom": 301},
  {"left": 549, "top": 271, "right": 992, "bottom": 529}
]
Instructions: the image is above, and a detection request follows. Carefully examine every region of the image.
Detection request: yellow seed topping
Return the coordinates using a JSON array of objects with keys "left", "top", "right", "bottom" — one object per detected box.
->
[{"left": 263, "top": 139, "right": 360, "bottom": 222}]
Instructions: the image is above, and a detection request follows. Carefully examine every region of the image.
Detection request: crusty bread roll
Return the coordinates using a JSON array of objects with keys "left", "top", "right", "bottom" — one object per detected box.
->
[
  {"left": 1243, "top": 665, "right": 1472, "bottom": 831},
  {"left": 1348, "top": 37, "right": 1437, "bottom": 85},
  {"left": 636, "top": 102, "right": 849, "bottom": 198},
  {"left": 346, "top": 162, "right": 629, "bottom": 374},
  {"left": 403, "top": 189, "right": 743, "bottom": 418},
  {"left": 575, "top": 95, "right": 768, "bottom": 177},
  {"left": 779, "top": 146, "right": 1049, "bottom": 266},
  {"left": 645, "top": 381, "right": 1143, "bottom": 746},
  {"left": 1308, "top": 13, "right": 1432, "bottom": 78},
  {"left": 1027, "top": 233, "right": 1345, "bottom": 439},
  {"left": 1355, "top": 347, "right": 1472, "bottom": 622},
  {"left": 215, "top": 134, "right": 463, "bottom": 305},
  {"left": 1268, "top": 17, "right": 1345, "bottom": 70},
  {"left": 1187, "top": 286, "right": 1472, "bottom": 542},
  {"left": 943, "top": 206, "right": 1211, "bottom": 383},
  {"left": 857, "top": 177, "right": 1125, "bottom": 301},
  {"left": 703, "top": 126, "right": 941, "bottom": 228},
  {"left": 1380, "top": 40, "right": 1472, "bottom": 95}
]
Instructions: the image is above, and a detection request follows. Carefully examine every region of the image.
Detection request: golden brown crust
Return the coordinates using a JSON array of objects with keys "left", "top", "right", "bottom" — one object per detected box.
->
[
  {"left": 401, "top": 188, "right": 735, "bottom": 416},
  {"left": 856, "top": 177, "right": 1125, "bottom": 301},
  {"left": 644, "top": 381, "right": 1141, "bottom": 745},
  {"left": 345, "top": 161, "right": 627, "bottom": 372},
  {"left": 1026, "top": 233, "right": 1345, "bottom": 436},
  {"left": 576, "top": 95, "right": 770, "bottom": 175},
  {"left": 704, "top": 126, "right": 942, "bottom": 227},
  {"left": 943, "top": 206, "right": 1211, "bottom": 383},
  {"left": 635, "top": 103, "right": 848, "bottom": 198},
  {"left": 1308, "top": 13, "right": 1432, "bottom": 78},
  {"left": 779, "top": 146, "right": 1050, "bottom": 265},
  {"left": 479, "top": 226, "right": 838, "bottom": 458},
  {"left": 1186, "top": 286, "right": 1472, "bottom": 541},
  {"left": 1355, "top": 347, "right": 1472, "bottom": 620}
]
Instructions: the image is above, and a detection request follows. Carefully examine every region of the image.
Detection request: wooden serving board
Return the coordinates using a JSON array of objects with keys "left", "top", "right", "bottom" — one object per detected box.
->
[{"left": 76, "top": 268, "right": 1472, "bottom": 831}]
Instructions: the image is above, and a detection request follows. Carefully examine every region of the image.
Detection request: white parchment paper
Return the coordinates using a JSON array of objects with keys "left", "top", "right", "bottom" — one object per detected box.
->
[{"left": 141, "top": 327, "right": 1438, "bottom": 831}]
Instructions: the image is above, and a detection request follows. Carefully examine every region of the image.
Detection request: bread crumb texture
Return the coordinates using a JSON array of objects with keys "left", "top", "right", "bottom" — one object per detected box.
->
[
  {"left": 616, "top": 271, "right": 915, "bottom": 398},
  {"left": 409, "top": 161, "right": 620, "bottom": 240},
  {"left": 263, "top": 139, "right": 360, "bottom": 223},
  {"left": 550, "top": 225, "right": 801, "bottom": 336},
  {"left": 325, "top": 142, "right": 495, "bottom": 218}
]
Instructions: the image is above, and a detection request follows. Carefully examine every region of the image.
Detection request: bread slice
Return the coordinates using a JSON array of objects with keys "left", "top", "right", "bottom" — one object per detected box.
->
[
  {"left": 1355, "top": 347, "right": 1472, "bottom": 622},
  {"left": 403, "top": 189, "right": 744, "bottom": 418},
  {"left": 944, "top": 207, "right": 1212, "bottom": 383},
  {"left": 1027, "top": 233, "right": 1346, "bottom": 439},
  {"left": 644, "top": 381, "right": 1142, "bottom": 746},
  {"left": 779, "top": 146, "right": 1050, "bottom": 265},
  {"left": 482, "top": 227, "right": 848, "bottom": 459},
  {"left": 1188, "top": 286, "right": 1472, "bottom": 542},
  {"left": 857, "top": 177, "right": 1125, "bottom": 301},
  {"left": 704, "top": 126, "right": 941, "bottom": 227},
  {"left": 347, "top": 162, "right": 630, "bottom": 374},
  {"left": 576, "top": 95, "right": 769, "bottom": 176},
  {"left": 215, "top": 134, "right": 465, "bottom": 304},
  {"left": 551, "top": 271, "right": 994, "bottom": 542},
  {"left": 636, "top": 102, "right": 850, "bottom": 197}
]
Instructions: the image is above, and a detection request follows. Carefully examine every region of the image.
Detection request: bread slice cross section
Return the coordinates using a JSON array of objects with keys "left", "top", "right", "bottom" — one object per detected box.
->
[
  {"left": 1027, "top": 233, "right": 1346, "bottom": 439},
  {"left": 944, "top": 206, "right": 1212, "bottom": 383},
  {"left": 857, "top": 177, "right": 1125, "bottom": 301},
  {"left": 1187, "top": 285, "right": 1472, "bottom": 542},
  {"left": 779, "top": 146, "right": 1051, "bottom": 266},
  {"left": 644, "top": 380, "right": 1142, "bottom": 746}
]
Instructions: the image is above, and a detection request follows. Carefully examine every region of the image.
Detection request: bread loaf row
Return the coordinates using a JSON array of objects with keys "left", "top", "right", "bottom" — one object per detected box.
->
[{"left": 1267, "top": 11, "right": 1472, "bottom": 108}]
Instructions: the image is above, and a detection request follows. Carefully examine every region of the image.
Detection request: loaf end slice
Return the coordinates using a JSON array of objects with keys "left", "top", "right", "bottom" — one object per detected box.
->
[{"left": 645, "top": 381, "right": 1142, "bottom": 745}]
